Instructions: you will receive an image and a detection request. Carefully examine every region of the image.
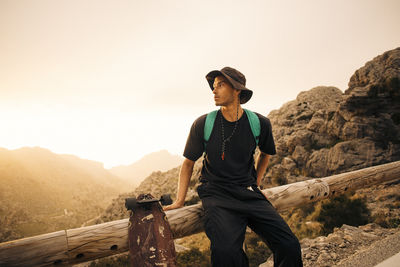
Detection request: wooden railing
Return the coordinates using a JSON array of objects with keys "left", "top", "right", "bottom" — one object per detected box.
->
[{"left": 1, "top": 161, "right": 399, "bottom": 266}]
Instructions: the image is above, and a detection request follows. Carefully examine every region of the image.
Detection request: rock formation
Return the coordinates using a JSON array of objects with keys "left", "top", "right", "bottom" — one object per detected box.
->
[
  {"left": 265, "top": 47, "right": 400, "bottom": 184},
  {"left": 261, "top": 223, "right": 400, "bottom": 267}
]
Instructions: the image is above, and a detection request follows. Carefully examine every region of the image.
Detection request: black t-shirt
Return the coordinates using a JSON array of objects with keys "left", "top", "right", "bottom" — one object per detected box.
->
[{"left": 183, "top": 110, "right": 276, "bottom": 186}]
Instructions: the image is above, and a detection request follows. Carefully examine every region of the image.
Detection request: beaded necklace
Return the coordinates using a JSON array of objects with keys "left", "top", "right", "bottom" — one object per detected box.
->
[{"left": 220, "top": 103, "right": 240, "bottom": 160}]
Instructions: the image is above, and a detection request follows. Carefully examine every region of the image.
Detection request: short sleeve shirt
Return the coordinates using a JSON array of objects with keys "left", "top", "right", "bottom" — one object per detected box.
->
[{"left": 183, "top": 110, "right": 276, "bottom": 186}]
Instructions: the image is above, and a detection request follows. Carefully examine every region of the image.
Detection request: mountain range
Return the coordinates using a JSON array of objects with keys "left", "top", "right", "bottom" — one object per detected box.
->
[
  {"left": 109, "top": 149, "right": 183, "bottom": 186},
  {"left": 0, "top": 147, "right": 183, "bottom": 242}
]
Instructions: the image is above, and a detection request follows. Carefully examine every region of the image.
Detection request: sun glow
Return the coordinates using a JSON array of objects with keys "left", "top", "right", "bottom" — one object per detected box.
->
[
  {"left": 0, "top": 105, "right": 195, "bottom": 168},
  {"left": 1, "top": 0, "right": 399, "bottom": 168}
]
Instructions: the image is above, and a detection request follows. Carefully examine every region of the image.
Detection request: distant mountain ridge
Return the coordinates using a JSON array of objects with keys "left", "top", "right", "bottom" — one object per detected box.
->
[
  {"left": 0, "top": 147, "right": 185, "bottom": 242},
  {"left": 109, "top": 149, "right": 183, "bottom": 186},
  {"left": 0, "top": 146, "right": 131, "bottom": 242}
]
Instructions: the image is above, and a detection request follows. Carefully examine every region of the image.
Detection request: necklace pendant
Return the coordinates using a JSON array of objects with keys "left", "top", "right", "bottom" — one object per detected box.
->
[{"left": 221, "top": 152, "right": 225, "bottom": 161}]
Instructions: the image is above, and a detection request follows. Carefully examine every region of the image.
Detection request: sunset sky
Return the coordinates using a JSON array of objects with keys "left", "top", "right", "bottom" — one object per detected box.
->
[{"left": 1, "top": 0, "right": 399, "bottom": 168}]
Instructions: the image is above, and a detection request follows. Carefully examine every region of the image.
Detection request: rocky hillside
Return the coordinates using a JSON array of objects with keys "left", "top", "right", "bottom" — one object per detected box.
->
[
  {"left": 0, "top": 147, "right": 131, "bottom": 242},
  {"left": 265, "top": 47, "right": 400, "bottom": 185},
  {"left": 92, "top": 160, "right": 203, "bottom": 224},
  {"left": 261, "top": 223, "right": 400, "bottom": 267}
]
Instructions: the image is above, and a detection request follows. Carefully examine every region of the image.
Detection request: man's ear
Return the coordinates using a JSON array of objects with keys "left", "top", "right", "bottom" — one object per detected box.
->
[{"left": 236, "top": 89, "right": 242, "bottom": 101}]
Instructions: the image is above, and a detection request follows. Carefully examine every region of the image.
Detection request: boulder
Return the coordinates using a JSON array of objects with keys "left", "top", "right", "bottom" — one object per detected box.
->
[{"left": 263, "top": 47, "right": 400, "bottom": 185}]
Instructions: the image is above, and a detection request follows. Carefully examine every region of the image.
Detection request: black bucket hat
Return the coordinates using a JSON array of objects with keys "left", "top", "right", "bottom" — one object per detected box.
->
[{"left": 206, "top": 66, "right": 253, "bottom": 104}]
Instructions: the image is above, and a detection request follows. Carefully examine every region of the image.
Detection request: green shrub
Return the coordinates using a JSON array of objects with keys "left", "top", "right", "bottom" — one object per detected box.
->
[
  {"left": 177, "top": 248, "right": 210, "bottom": 267},
  {"left": 373, "top": 212, "right": 400, "bottom": 228},
  {"left": 88, "top": 248, "right": 212, "bottom": 267},
  {"left": 244, "top": 232, "right": 272, "bottom": 267},
  {"left": 271, "top": 168, "right": 287, "bottom": 186},
  {"left": 284, "top": 204, "right": 323, "bottom": 240},
  {"left": 312, "top": 193, "right": 370, "bottom": 234},
  {"left": 176, "top": 233, "right": 273, "bottom": 267},
  {"left": 283, "top": 193, "right": 372, "bottom": 238}
]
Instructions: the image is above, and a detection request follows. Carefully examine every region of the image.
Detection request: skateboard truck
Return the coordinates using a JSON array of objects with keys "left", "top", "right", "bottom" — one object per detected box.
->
[{"left": 125, "top": 194, "right": 173, "bottom": 211}]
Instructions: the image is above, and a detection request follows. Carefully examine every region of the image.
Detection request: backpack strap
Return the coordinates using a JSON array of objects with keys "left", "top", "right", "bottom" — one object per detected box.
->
[
  {"left": 204, "top": 110, "right": 218, "bottom": 150},
  {"left": 243, "top": 109, "right": 261, "bottom": 145},
  {"left": 203, "top": 109, "right": 261, "bottom": 152}
]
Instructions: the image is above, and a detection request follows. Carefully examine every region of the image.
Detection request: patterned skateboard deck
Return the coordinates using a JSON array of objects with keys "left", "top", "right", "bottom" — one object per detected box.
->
[{"left": 127, "top": 194, "right": 177, "bottom": 267}]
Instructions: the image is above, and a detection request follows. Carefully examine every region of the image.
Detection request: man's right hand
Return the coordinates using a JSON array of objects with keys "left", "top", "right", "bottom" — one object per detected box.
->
[
  {"left": 163, "top": 201, "right": 184, "bottom": 211},
  {"left": 163, "top": 158, "right": 195, "bottom": 211}
]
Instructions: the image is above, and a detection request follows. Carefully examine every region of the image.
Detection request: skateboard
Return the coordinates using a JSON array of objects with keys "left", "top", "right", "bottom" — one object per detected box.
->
[{"left": 125, "top": 193, "right": 176, "bottom": 267}]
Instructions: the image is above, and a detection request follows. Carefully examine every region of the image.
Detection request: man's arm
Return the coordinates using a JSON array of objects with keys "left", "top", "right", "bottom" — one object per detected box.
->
[
  {"left": 163, "top": 158, "right": 195, "bottom": 211},
  {"left": 255, "top": 151, "right": 271, "bottom": 187}
]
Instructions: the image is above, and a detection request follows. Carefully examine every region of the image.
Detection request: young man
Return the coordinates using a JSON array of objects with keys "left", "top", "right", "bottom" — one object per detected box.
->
[{"left": 164, "top": 67, "right": 303, "bottom": 267}]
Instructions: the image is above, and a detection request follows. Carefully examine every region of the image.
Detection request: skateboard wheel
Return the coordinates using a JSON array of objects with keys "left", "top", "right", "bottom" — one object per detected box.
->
[
  {"left": 125, "top": 198, "right": 138, "bottom": 210},
  {"left": 160, "top": 194, "right": 172, "bottom": 206},
  {"left": 163, "top": 214, "right": 169, "bottom": 222}
]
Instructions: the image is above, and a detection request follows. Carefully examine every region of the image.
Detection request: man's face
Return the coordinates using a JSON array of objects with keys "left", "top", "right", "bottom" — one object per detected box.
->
[{"left": 212, "top": 76, "right": 240, "bottom": 106}]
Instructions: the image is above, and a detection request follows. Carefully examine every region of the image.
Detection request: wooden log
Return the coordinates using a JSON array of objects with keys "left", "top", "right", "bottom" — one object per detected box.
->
[
  {"left": 65, "top": 205, "right": 206, "bottom": 265},
  {"left": 66, "top": 219, "right": 129, "bottom": 265},
  {"left": 262, "top": 178, "right": 330, "bottom": 210},
  {"left": 166, "top": 203, "right": 204, "bottom": 239},
  {"left": 0, "top": 160, "right": 399, "bottom": 266},
  {"left": 325, "top": 161, "right": 400, "bottom": 196},
  {"left": 0, "top": 230, "right": 68, "bottom": 266},
  {"left": 262, "top": 161, "right": 400, "bottom": 210}
]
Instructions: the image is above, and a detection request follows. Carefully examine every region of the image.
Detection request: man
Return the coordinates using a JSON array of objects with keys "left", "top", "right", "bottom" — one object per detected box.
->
[{"left": 164, "top": 67, "right": 303, "bottom": 267}]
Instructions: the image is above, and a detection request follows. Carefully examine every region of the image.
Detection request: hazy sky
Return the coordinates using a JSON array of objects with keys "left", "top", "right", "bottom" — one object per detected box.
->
[{"left": 1, "top": 0, "right": 399, "bottom": 168}]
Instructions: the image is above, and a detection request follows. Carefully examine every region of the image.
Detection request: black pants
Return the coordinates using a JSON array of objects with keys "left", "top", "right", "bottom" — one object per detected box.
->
[{"left": 197, "top": 181, "right": 303, "bottom": 267}]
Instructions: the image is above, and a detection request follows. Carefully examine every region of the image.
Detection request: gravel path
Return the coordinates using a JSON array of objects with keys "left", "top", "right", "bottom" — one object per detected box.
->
[
  {"left": 335, "top": 231, "right": 400, "bottom": 267},
  {"left": 374, "top": 252, "right": 400, "bottom": 267}
]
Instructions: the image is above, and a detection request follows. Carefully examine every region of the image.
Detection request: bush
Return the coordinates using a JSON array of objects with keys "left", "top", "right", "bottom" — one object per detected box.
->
[
  {"left": 373, "top": 212, "right": 400, "bottom": 228},
  {"left": 284, "top": 204, "right": 323, "bottom": 240},
  {"left": 89, "top": 248, "right": 212, "bottom": 267},
  {"left": 177, "top": 248, "right": 210, "bottom": 267},
  {"left": 271, "top": 168, "right": 288, "bottom": 186},
  {"left": 176, "top": 232, "right": 273, "bottom": 267},
  {"left": 283, "top": 193, "right": 372, "bottom": 239},
  {"left": 244, "top": 232, "right": 272, "bottom": 267},
  {"left": 312, "top": 193, "right": 370, "bottom": 234}
]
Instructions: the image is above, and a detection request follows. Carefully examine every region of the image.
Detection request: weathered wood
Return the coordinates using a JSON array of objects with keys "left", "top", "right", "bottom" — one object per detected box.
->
[
  {"left": 166, "top": 203, "right": 205, "bottom": 238},
  {"left": 0, "top": 160, "right": 399, "bottom": 266},
  {"left": 262, "top": 178, "right": 330, "bottom": 210},
  {"left": 263, "top": 161, "right": 400, "bottom": 210},
  {"left": 67, "top": 218, "right": 129, "bottom": 265},
  {"left": 325, "top": 162, "right": 400, "bottom": 196},
  {"left": 0, "top": 230, "right": 68, "bottom": 266}
]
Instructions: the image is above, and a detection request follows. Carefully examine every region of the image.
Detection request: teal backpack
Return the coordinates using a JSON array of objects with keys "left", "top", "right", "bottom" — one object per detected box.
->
[{"left": 203, "top": 109, "right": 260, "bottom": 151}]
